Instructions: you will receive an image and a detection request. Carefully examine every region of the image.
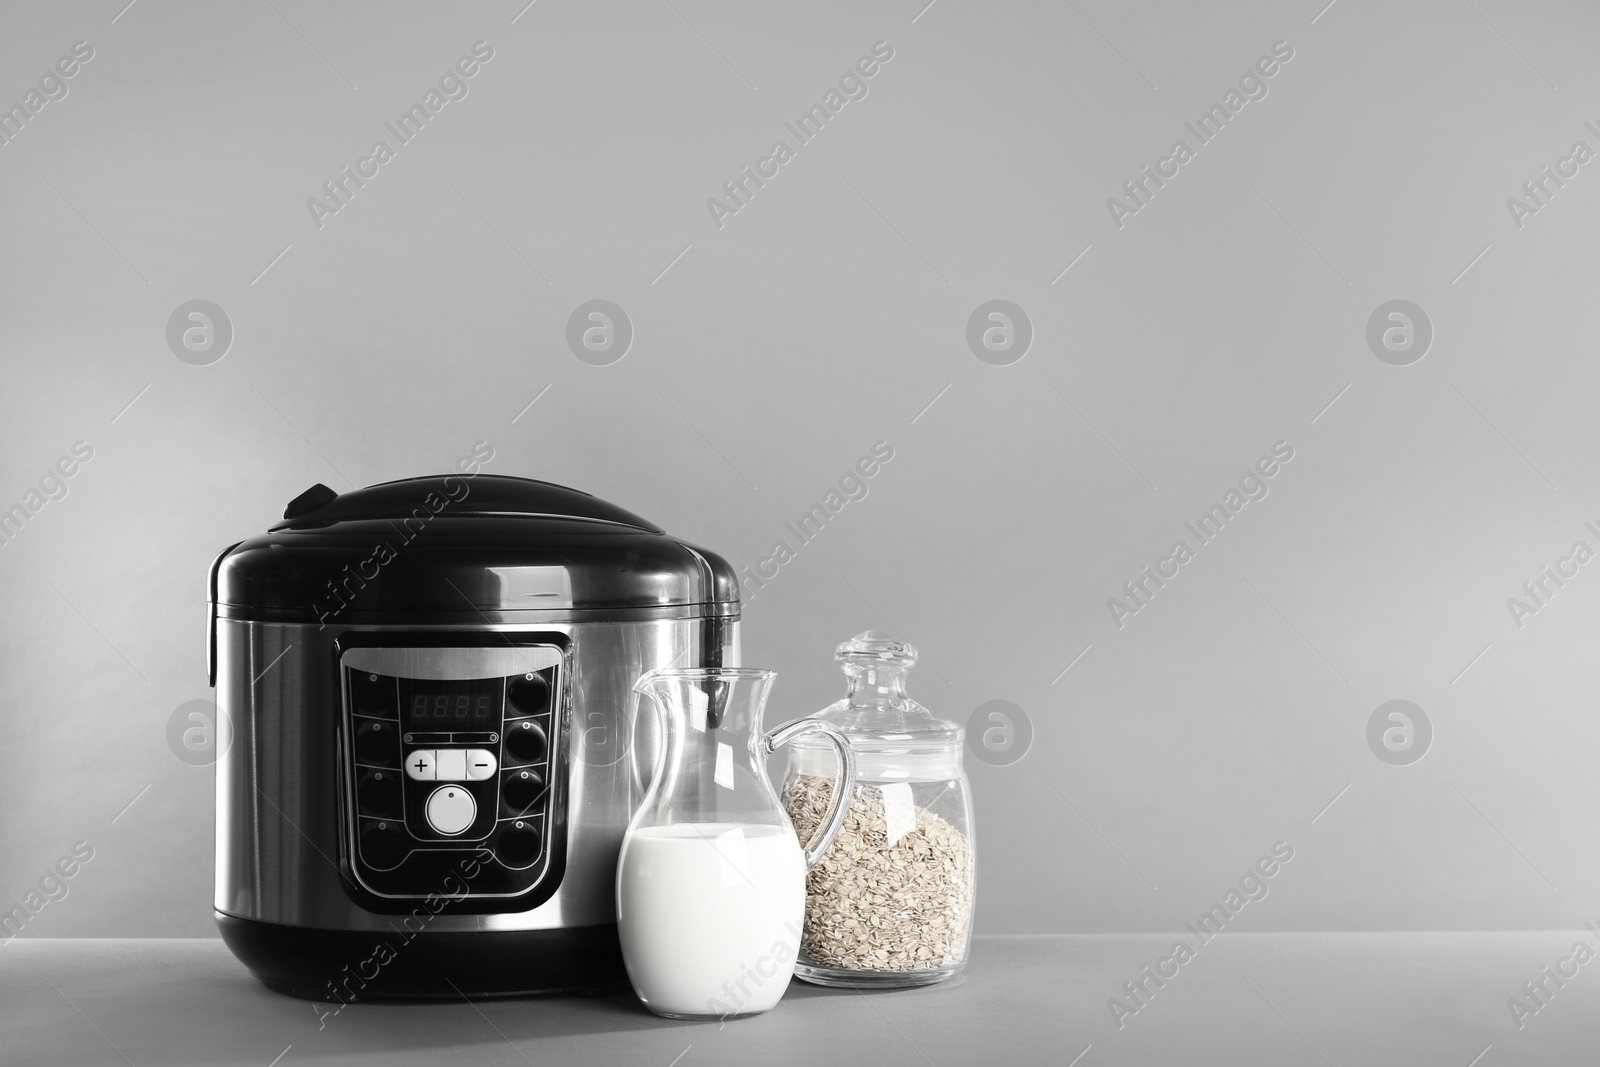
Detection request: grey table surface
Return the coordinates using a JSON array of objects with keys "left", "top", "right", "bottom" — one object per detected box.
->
[{"left": 1, "top": 934, "right": 1592, "bottom": 1066}]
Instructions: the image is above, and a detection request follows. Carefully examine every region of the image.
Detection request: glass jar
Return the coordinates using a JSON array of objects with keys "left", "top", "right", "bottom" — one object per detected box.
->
[{"left": 781, "top": 631, "right": 975, "bottom": 988}]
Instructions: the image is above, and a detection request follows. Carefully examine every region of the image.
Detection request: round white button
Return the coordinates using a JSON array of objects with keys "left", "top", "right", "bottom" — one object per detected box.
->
[{"left": 425, "top": 785, "right": 476, "bottom": 836}]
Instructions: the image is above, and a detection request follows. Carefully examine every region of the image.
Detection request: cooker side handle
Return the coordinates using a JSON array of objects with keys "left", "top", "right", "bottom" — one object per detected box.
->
[{"left": 207, "top": 541, "right": 244, "bottom": 688}]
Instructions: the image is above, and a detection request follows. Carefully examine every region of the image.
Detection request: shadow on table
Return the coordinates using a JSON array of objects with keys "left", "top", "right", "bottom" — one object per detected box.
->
[
  {"left": 229, "top": 967, "right": 972, "bottom": 1061},
  {"left": 781, "top": 972, "right": 970, "bottom": 1001}
]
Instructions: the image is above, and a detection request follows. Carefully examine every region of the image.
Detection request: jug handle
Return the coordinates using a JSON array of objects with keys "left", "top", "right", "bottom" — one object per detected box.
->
[{"left": 758, "top": 718, "right": 857, "bottom": 871}]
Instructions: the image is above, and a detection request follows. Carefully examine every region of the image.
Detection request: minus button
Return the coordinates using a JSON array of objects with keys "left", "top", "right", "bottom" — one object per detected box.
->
[{"left": 465, "top": 748, "right": 498, "bottom": 780}]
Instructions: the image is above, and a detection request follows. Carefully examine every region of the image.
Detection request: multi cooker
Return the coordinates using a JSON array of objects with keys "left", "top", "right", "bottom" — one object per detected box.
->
[{"left": 208, "top": 473, "right": 738, "bottom": 999}]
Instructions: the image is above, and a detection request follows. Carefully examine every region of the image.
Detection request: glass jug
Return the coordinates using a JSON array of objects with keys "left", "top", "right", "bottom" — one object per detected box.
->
[
  {"left": 783, "top": 631, "right": 975, "bottom": 987},
  {"left": 618, "top": 667, "right": 855, "bottom": 1020}
]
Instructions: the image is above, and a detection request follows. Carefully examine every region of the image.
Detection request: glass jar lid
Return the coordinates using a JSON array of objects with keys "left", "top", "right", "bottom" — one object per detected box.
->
[
  {"left": 791, "top": 631, "right": 963, "bottom": 781},
  {"left": 820, "top": 630, "right": 959, "bottom": 742}
]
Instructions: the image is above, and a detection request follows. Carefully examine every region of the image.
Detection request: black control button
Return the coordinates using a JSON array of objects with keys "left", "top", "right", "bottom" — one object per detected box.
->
[
  {"left": 507, "top": 672, "right": 549, "bottom": 716},
  {"left": 502, "top": 769, "right": 546, "bottom": 814},
  {"left": 349, "top": 672, "right": 397, "bottom": 718},
  {"left": 495, "top": 820, "right": 541, "bottom": 869},
  {"left": 357, "top": 769, "right": 401, "bottom": 817},
  {"left": 354, "top": 718, "right": 399, "bottom": 766},
  {"left": 360, "top": 820, "right": 410, "bottom": 870},
  {"left": 505, "top": 719, "right": 546, "bottom": 763}
]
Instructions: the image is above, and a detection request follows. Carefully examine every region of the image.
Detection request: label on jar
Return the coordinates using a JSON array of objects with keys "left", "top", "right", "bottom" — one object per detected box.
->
[{"left": 880, "top": 783, "right": 916, "bottom": 848}]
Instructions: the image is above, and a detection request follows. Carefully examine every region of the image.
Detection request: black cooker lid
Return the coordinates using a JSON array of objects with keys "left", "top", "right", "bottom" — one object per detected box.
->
[
  {"left": 271, "top": 474, "right": 663, "bottom": 534},
  {"left": 211, "top": 474, "right": 739, "bottom": 624}
]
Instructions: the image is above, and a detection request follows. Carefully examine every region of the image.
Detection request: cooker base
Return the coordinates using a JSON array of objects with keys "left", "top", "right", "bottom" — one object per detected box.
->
[{"left": 217, "top": 913, "right": 628, "bottom": 1000}]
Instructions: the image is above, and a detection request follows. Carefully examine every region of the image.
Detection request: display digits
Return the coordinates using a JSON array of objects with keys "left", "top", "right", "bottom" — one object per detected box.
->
[{"left": 403, "top": 684, "right": 497, "bottom": 725}]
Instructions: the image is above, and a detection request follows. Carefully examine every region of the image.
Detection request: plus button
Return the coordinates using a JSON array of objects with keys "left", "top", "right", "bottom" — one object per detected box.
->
[{"left": 403, "top": 749, "right": 436, "bottom": 781}]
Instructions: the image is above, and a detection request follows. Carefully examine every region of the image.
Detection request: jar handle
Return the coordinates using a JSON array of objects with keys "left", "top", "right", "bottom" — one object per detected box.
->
[{"left": 759, "top": 717, "right": 857, "bottom": 871}]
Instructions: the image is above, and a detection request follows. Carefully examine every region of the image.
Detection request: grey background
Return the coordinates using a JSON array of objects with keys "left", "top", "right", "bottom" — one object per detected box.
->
[{"left": 3, "top": 0, "right": 1597, "bottom": 947}]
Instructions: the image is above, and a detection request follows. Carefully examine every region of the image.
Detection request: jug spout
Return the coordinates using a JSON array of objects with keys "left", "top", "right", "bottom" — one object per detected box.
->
[{"left": 632, "top": 667, "right": 762, "bottom": 735}]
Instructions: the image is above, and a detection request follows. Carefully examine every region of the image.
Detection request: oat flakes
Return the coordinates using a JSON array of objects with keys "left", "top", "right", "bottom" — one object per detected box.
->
[{"left": 783, "top": 775, "right": 973, "bottom": 973}]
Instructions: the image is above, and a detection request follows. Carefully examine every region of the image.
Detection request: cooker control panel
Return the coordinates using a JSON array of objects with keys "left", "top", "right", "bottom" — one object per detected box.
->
[{"left": 337, "top": 642, "right": 566, "bottom": 908}]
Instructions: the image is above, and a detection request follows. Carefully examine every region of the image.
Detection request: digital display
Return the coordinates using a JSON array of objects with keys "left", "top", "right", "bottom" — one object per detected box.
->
[{"left": 399, "top": 678, "right": 502, "bottom": 731}]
